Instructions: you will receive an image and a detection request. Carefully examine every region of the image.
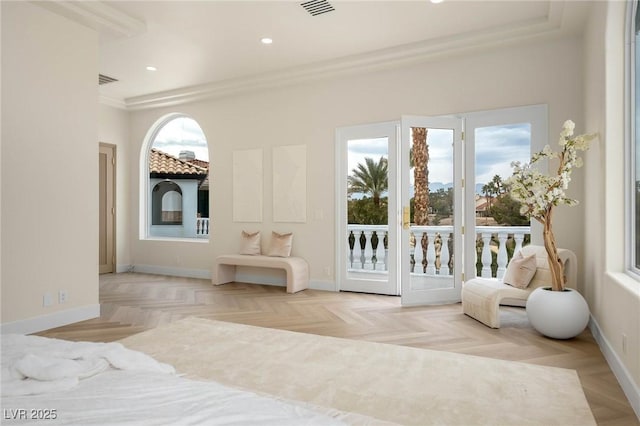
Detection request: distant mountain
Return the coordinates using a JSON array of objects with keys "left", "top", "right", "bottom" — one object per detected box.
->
[
  {"left": 428, "top": 182, "right": 486, "bottom": 195},
  {"left": 350, "top": 182, "right": 488, "bottom": 199},
  {"left": 428, "top": 182, "right": 451, "bottom": 192}
]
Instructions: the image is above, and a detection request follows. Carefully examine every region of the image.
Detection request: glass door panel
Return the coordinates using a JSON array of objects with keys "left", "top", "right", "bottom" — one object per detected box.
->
[
  {"left": 463, "top": 105, "right": 546, "bottom": 282},
  {"left": 473, "top": 123, "right": 532, "bottom": 279},
  {"left": 337, "top": 122, "right": 399, "bottom": 295},
  {"left": 401, "top": 116, "right": 462, "bottom": 305}
]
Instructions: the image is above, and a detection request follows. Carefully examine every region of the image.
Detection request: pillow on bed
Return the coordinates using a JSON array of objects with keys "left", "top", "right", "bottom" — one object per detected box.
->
[
  {"left": 503, "top": 251, "right": 537, "bottom": 289},
  {"left": 267, "top": 232, "right": 293, "bottom": 257},
  {"left": 239, "top": 231, "right": 261, "bottom": 255}
]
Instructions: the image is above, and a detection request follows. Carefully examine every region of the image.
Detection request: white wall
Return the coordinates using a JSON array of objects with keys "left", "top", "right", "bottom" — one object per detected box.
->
[
  {"left": 1, "top": 2, "right": 99, "bottom": 332},
  {"left": 127, "top": 35, "right": 586, "bottom": 286},
  {"left": 583, "top": 0, "right": 640, "bottom": 413},
  {"left": 99, "top": 104, "right": 131, "bottom": 272}
]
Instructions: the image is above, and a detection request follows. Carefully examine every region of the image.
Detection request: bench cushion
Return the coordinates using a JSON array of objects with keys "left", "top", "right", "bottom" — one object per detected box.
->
[
  {"left": 266, "top": 232, "right": 293, "bottom": 257},
  {"left": 239, "top": 231, "right": 261, "bottom": 255},
  {"left": 216, "top": 254, "right": 303, "bottom": 269},
  {"left": 503, "top": 251, "right": 537, "bottom": 289}
]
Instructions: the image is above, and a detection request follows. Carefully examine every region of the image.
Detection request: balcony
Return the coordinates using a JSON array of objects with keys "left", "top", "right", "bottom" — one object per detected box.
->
[
  {"left": 196, "top": 217, "right": 210, "bottom": 237},
  {"left": 346, "top": 224, "right": 530, "bottom": 278}
]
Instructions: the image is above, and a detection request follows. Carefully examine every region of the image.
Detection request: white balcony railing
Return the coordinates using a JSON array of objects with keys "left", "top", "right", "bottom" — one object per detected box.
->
[
  {"left": 196, "top": 217, "right": 210, "bottom": 237},
  {"left": 346, "top": 224, "right": 530, "bottom": 278}
]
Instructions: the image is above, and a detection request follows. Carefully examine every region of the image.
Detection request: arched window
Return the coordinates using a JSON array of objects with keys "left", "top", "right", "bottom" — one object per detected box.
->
[{"left": 141, "top": 114, "right": 209, "bottom": 239}]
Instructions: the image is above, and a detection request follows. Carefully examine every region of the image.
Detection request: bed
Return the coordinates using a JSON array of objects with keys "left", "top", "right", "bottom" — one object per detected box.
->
[
  {"left": 2, "top": 318, "right": 597, "bottom": 426},
  {"left": 0, "top": 334, "right": 383, "bottom": 425}
]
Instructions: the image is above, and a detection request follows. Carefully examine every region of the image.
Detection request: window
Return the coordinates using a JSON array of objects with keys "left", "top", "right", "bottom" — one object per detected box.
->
[
  {"left": 628, "top": 1, "right": 640, "bottom": 272},
  {"left": 141, "top": 114, "right": 209, "bottom": 239}
]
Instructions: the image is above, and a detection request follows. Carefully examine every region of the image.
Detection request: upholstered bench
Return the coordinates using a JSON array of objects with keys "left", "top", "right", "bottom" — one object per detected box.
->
[
  {"left": 214, "top": 254, "right": 309, "bottom": 293},
  {"left": 461, "top": 245, "right": 577, "bottom": 328}
]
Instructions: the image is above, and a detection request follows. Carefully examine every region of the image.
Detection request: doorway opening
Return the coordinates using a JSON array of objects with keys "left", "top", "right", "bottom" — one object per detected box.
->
[{"left": 336, "top": 105, "right": 546, "bottom": 306}]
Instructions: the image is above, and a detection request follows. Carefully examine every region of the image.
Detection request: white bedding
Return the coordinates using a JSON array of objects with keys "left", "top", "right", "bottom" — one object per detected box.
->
[
  {"left": 0, "top": 334, "right": 375, "bottom": 425},
  {"left": 2, "top": 334, "right": 175, "bottom": 397}
]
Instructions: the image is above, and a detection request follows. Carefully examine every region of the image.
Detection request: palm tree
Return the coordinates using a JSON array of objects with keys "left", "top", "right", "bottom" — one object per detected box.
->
[
  {"left": 348, "top": 157, "right": 388, "bottom": 207},
  {"left": 491, "top": 174, "right": 504, "bottom": 195},
  {"left": 412, "top": 128, "right": 429, "bottom": 225},
  {"left": 481, "top": 181, "right": 498, "bottom": 216}
]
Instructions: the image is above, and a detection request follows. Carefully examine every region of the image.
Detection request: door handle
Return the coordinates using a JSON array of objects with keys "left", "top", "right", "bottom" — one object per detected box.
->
[{"left": 402, "top": 206, "right": 411, "bottom": 229}]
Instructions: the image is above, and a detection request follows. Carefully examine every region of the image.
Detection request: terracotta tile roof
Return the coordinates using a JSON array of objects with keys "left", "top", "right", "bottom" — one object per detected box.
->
[
  {"left": 149, "top": 149, "right": 208, "bottom": 176},
  {"left": 188, "top": 158, "right": 209, "bottom": 169},
  {"left": 200, "top": 175, "right": 210, "bottom": 190}
]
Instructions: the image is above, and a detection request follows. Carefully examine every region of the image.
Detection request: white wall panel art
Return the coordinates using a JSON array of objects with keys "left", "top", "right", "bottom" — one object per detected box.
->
[{"left": 273, "top": 145, "right": 307, "bottom": 223}]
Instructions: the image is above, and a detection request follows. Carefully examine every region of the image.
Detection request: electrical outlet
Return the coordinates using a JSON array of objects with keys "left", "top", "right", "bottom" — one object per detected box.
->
[
  {"left": 58, "top": 290, "right": 68, "bottom": 304},
  {"left": 324, "top": 266, "right": 331, "bottom": 276},
  {"left": 43, "top": 292, "right": 53, "bottom": 307},
  {"left": 622, "top": 333, "right": 628, "bottom": 355}
]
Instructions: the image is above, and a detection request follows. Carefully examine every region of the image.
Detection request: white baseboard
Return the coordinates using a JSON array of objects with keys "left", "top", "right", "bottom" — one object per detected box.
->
[
  {"left": 589, "top": 316, "right": 640, "bottom": 420},
  {"left": 133, "top": 264, "right": 211, "bottom": 280},
  {"left": 309, "top": 280, "right": 337, "bottom": 292},
  {"left": 116, "top": 264, "right": 133, "bottom": 273},
  {"left": 0, "top": 304, "right": 100, "bottom": 335},
  {"left": 131, "top": 265, "right": 336, "bottom": 292}
]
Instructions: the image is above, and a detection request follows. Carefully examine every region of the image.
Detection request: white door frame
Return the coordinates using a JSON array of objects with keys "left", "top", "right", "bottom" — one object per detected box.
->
[
  {"left": 335, "top": 105, "right": 547, "bottom": 303},
  {"left": 335, "top": 121, "right": 400, "bottom": 295},
  {"left": 463, "top": 105, "right": 548, "bottom": 281},
  {"left": 400, "top": 116, "right": 464, "bottom": 306}
]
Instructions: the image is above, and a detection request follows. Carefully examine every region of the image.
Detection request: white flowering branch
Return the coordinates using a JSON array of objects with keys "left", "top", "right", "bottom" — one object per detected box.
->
[{"left": 507, "top": 120, "right": 596, "bottom": 291}]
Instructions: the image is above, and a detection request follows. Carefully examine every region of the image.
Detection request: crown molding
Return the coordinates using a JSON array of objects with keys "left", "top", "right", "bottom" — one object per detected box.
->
[
  {"left": 91, "top": 1, "right": 569, "bottom": 111},
  {"left": 99, "top": 94, "right": 127, "bottom": 110},
  {"left": 123, "top": 2, "right": 566, "bottom": 111},
  {"left": 33, "top": 1, "right": 146, "bottom": 39}
]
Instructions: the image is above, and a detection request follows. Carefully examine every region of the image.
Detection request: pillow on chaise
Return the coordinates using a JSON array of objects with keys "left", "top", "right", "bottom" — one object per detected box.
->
[
  {"left": 267, "top": 232, "right": 293, "bottom": 257},
  {"left": 239, "top": 231, "right": 261, "bottom": 255},
  {"left": 503, "top": 250, "right": 537, "bottom": 289}
]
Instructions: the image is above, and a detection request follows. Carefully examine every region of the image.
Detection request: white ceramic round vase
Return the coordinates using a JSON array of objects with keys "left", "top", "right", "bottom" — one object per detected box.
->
[{"left": 526, "top": 287, "right": 590, "bottom": 339}]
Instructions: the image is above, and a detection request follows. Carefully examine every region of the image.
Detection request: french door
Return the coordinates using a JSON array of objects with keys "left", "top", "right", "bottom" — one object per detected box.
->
[
  {"left": 336, "top": 122, "right": 400, "bottom": 295},
  {"left": 337, "top": 105, "right": 545, "bottom": 305},
  {"left": 336, "top": 117, "right": 463, "bottom": 304},
  {"left": 400, "top": 116, "right": 463, "bottom": 305}
]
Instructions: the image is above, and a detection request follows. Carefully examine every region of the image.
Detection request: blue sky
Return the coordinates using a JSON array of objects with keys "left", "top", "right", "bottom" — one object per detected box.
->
[
  {"left": 474, "top": 123, "right": 530, "bottom": 185},
  {"left": 347, "top": 123, "right": 531, "bottom": 187},
  {"left": 154, "top": 118, "right": 531, "bottom": 185},
  {"left": 152, "top": 117, "right": 209, "bottom": 161}
]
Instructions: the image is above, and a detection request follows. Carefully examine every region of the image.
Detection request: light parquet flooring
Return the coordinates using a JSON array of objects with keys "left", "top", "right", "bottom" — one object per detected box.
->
[{"left": 38, "top": 273, "right": 639, "bottom": 426}]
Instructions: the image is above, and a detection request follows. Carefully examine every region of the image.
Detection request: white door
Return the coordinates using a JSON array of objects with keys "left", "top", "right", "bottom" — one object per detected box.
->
[
  {"left": 400, "top": 116, "right": 463, "bottom": 305},
  {"left": 337, "top": 107, "right": 544, "bottom": 302},
  {"left": 463, "top": 105, "right": 546, "bottom": 282},
  {"left": 336, "top": 122, "right": 399, "bottom": 295}
]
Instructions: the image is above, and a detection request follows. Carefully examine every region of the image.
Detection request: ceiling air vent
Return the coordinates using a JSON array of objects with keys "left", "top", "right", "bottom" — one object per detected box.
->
[
  {"left": 301, "top": 0, "right": 334, "bottom": 16},
  {"left": 99, "top": 74, "right": 119, "bottom": 85}
]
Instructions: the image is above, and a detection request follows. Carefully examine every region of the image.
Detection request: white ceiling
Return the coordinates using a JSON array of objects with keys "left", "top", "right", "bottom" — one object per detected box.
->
[{"left": 39, "top": 1, "right": 591, "bottom": 109}]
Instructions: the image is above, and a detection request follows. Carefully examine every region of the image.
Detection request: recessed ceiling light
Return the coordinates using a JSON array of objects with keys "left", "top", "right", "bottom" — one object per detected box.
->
[
  {"left": 260, "top": 37, "right": 273, "bottom": 45},
  {"left": 430, "top": 0, "right": 444, "bottom": 3},
  {"left": 146, "top": 66, "right": 157, "bottom": 71}
]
